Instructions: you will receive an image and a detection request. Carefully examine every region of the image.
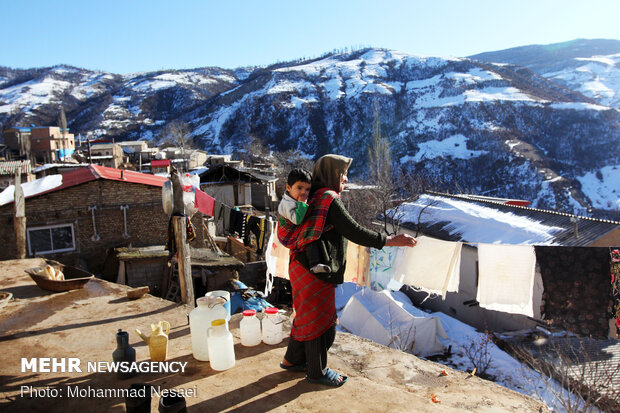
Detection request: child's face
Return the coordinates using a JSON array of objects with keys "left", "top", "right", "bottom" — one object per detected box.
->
[{"left": 287, "top": 181, "right": 311, "bottom": 203}]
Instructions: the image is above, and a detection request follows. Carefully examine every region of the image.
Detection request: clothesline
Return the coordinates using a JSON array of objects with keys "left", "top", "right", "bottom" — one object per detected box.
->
[{"left": 189, "top": 186, "right": 271, "bottom": 257}]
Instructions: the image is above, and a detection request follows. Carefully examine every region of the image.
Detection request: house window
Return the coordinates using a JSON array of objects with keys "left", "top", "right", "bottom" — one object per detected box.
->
[{"left": 27, "top": 223, "right": 75, "bottom": 255}]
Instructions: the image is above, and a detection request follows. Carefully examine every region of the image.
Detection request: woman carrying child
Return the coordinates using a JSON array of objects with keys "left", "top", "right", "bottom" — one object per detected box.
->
[{"left": 278, "top": 154, "right": 417, "bottom": 387}]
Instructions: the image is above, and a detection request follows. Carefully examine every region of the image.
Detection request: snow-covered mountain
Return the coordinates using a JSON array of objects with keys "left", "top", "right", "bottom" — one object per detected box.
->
[
  {"left": 471, "top": 39, "right": 620, "bottom": 108},
  {"left": 1, "top": 44, "right": 619, "bottom": 219}
]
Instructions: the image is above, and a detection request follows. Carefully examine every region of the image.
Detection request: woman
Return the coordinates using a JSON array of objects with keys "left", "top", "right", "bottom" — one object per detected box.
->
[{"left": 278, "top": 154, "right": 417, "bottom": 387}]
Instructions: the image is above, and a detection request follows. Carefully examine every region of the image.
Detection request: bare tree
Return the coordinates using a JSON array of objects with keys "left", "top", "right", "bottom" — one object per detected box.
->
[
  {"left": 158, "top": 120, "right": 193, "bottom": 171},
  {"left": 353, "top": 102, "right": 428, "bottom": 235},
  {"left": 516, "top": 337, "right": 620, "bottom": 412}
]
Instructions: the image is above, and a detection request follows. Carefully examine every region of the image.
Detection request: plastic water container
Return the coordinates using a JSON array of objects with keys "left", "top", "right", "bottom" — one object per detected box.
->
[
  {"left": 207, "top": 319, "right": 235, "bottom": 371},
  {"left": 262, "top": 307, "right": 283, "bottom": 345},
  {"left": 240, "top": 310, "right": 261, "bottom": 346},
  {"left": 182, "top": 173, "right": 199, "bottom": 214},
  {"left": 189, "top": 296, "right": 228, "bottom": 361},
  {"left": 205, "top": 290, "right": 231, "bottom": 321}
]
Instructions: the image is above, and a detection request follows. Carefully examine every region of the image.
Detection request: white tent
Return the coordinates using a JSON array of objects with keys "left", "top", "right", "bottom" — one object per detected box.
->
[{"left": 339, "top": 289, "right": 448, "bottom": 357}]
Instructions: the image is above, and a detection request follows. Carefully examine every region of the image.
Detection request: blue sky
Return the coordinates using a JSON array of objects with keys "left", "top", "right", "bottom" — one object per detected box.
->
[{"left": 3, "top": 0, "right": 620, "bottom": 74}]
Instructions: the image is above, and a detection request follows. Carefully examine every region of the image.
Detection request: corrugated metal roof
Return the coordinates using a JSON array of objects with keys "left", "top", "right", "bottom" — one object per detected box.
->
[
  {"left": 0, "top": 160, "right": 32, "bottom": 175},
  {"left": 404, "top": 191, "right": 620, "bottom": 247},
  {"left": 29, "top": 165, "right": 167, "bottom": 200}
]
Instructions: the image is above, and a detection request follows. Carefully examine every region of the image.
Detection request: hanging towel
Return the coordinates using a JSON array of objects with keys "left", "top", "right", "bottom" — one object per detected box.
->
[
  {"left": 265, "top": 221, "right": 291, "bottom": 281},
  {"left": 220, "top": 204, "right": 232, "bottom": 234},
  {"left": 343, "top": 240, "right": 371, "bottom": 286},
  {"left": 476, "top": 244, "right": 536, "bottom": 317},
  {"left": 393, "top": 236, "right": 462, "bottom": 299},
  {"left": 368, "top": 246, "right": 400, "bottom": 290},
  {"left": 194, "top": 188, "right": 215, "bottom": 216}
]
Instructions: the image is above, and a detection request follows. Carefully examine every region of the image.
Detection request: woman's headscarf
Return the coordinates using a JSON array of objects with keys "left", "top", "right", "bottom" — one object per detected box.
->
[{"left": 311, "top": 154, "right": 352, "bottom": 193}]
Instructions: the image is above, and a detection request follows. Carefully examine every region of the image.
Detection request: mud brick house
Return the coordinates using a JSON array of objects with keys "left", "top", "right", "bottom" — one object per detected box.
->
[
  {"left": 30, "top": 126, "right": 75, "bottom": 163},
  {"left": 89, "top": 143, "right": 124, "bottom": 168},
  {"left": 2, "top": 127, "right": 32, "bottom": 159},
  {"left": 0, "top": 165, "right": 207, "bottom": 273},
  {"left": 0, "top": 160, "right": 34, "bottom": 190},
  {"left": 198, "top": 164, "right": 277, "bottom": 211}
]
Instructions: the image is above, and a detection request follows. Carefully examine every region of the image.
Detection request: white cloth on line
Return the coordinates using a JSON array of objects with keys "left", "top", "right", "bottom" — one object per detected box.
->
[
  {"left": 476, "top": 244, "right": 536, "bottom": 317},
  {"left": 264, "top": 220, "right": 290, "bottom": 295},
  {"left": 393, "top": 236, "right": 462, "bottom": 298}
]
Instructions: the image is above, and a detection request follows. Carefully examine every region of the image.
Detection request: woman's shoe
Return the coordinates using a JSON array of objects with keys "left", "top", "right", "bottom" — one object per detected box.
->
[
  {"left": 280, "top": 362, "right": 307, "bottom": 372},
  {"left": 305, "top": 368, "right": 348, "bottom": 387}
]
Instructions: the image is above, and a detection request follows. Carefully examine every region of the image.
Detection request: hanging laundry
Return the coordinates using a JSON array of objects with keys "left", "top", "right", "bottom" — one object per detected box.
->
[
  {"left": 264, "top": 221, "right": 291, "bottom": 282},
  {"left": 229, "top": 208, "right": 245, "bottom": 237},
  {"left": 609, "top": 249, "right": 620, "bottom": 330},
  {"left": 393, "top": 236, "right": 462, "bottom": 299},
  {"left": 244, "top": 215, "right": 267, "bottom": 255},
  {"left": 215, "top": 203, "right": 232, "bottom": 234},
  {"left": 194, "top": 188, "right": 215, "bottom": 216},
  {"left": 477, "top": 244, "right": 536, "bottom": 317},
  {"left": 343, "top": 240, "right": 370, "bottom": 286},
  {"left": 368, "top": 246, "right": 400, "bottom": 290}
]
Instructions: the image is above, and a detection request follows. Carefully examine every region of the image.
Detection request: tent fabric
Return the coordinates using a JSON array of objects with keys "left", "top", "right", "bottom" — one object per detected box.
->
[
  {"left": 476, "top": 244, "right": 536, "bottom": 317},
  {"left": 393, "top": 236, "right": 462, "bottom": 298},
  {"left": 339, "top": 289, "right": 448, "bottom": 357}
]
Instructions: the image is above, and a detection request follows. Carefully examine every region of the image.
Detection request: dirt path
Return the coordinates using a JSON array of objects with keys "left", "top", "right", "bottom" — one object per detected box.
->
[{"left": 0, "top": 258, "right": 548, "bottom": 412}]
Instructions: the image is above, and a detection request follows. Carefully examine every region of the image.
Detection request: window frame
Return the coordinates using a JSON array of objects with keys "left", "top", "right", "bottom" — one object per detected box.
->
[{"left": 27, "top": 223, "right": 76, "bottom": 255}]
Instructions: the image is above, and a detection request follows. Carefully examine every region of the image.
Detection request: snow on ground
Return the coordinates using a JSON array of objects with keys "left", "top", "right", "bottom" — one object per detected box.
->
[
  {"left": 543, "top": 54, "right": 620, "bottom": 108},
  {"left": 397, "top": 194, "right": 563, "bottom": 245},
  {"left": 0, "top": 77, "right": 70, "bottom": 114},
  {"left": 446, "top": 68, "right": 502, "bottom": 85},
  {"left": 401, "top": 134, "right": 487, "bottom": 163},
  {"left": 577, "top": 165, "right": 620, "bottom": 210},
  {"left": 334, "top": 282, "right": 594, "bottom": 413},
  {"left": 549, "top": 102, "right": 611, "bottom": 111},
  {"left": 0, "top": 175, "right": 63, "bottom": 206},
  {"left": 464, "top": 86, "right": 539, "bottom": 102}
]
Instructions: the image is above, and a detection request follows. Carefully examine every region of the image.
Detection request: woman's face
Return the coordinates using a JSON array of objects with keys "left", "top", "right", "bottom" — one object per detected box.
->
[{"left": 339, "top": 172, "right": 348, "bottom": 193}]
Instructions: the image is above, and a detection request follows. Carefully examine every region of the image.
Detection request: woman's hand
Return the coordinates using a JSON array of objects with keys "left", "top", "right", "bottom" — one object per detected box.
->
[{"left": 385, "top": 233, "right": 417, "bottom": 247}]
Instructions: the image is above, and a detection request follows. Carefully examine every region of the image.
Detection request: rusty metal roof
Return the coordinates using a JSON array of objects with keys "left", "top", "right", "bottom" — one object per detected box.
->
[
  {"left": 0, "top": 160, "right": 32, "bottom": 176},
  {"left": 404, "top": 191, "right": 620, "bottom": 246}
]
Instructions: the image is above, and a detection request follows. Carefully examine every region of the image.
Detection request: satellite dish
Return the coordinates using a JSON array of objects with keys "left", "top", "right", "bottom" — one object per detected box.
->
[{"left": 162, "top": 180, "right": 173, "bottom": 216}]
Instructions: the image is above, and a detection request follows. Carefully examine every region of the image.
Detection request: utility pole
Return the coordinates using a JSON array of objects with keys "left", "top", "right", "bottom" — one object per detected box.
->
[
  {"left": 14, "top": 169, "right": 26, "bottom": 258},
  {"left": 171, "top": 167, "right": 194, "bottom": 307},
  {"left": 88, "top": 138, "right": 92, "bottom": 164}
]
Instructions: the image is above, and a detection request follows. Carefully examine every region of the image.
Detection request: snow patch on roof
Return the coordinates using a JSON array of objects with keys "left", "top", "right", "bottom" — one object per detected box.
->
[
  {"left": 397, "top": 194, "right": 563, "bottom": 245},
  {"left": 0, "top": 175, "right": 63, "bottom": 206}
]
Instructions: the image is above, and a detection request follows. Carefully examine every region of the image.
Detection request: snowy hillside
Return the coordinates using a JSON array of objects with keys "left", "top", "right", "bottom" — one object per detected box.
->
[
  {"left": 1, "top": 45, "right": 619, "bottom": 219},
  {"left": 471, "top": 39, "right": 620, "bottom": 109},
  {"left": 541, "top": 54, "right": 620, "bottom": 108}
]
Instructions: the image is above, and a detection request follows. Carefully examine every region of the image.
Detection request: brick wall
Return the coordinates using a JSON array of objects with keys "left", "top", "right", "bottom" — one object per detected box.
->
[{"left": 0, "top": 180, "right": 208, "bottom": 273}]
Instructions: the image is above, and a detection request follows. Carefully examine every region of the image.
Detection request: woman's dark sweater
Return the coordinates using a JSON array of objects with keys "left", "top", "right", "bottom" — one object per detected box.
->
[{"left": 296, "top": 197, "right": 387, "bottom": 284}]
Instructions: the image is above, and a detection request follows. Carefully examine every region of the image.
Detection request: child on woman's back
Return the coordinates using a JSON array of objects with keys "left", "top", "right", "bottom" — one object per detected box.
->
[{"left": 278, "top": 168, "right": 330, "bottom": 274}]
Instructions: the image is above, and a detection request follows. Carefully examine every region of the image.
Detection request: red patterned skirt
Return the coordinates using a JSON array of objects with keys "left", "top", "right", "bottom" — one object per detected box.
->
[{"left": 289, "top": 254, "right": 336, "bottom": 341}]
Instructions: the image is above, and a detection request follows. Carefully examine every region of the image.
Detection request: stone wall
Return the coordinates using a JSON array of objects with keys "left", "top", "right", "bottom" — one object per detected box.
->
[{"left": 536, "top": 246, "right": 611, "bottom": 338}]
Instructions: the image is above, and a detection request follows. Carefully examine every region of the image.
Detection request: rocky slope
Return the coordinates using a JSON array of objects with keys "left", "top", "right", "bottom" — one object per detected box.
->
[{"left": 1, "top": 44, "right": 619, "bottom": 218}]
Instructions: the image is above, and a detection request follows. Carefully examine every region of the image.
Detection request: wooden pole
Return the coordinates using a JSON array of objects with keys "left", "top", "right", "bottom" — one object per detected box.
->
[
  {"left": 14, "top": 170, "right": 26, "bottom": 258},
  {"left": 171, "top": 168, "right": 195, "bottom": 307}
]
